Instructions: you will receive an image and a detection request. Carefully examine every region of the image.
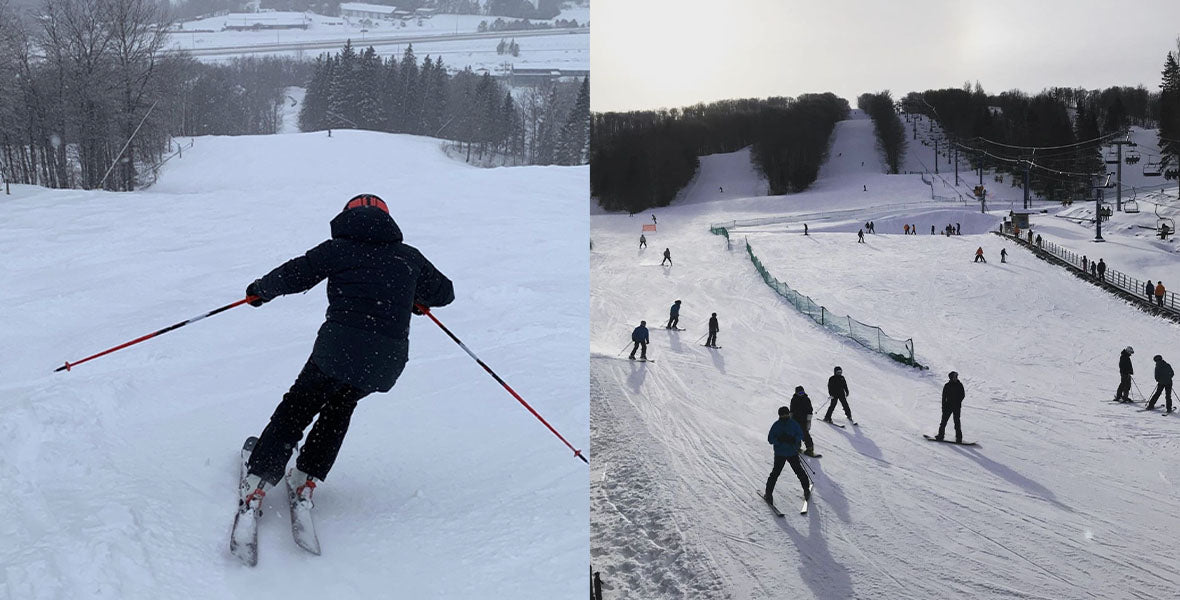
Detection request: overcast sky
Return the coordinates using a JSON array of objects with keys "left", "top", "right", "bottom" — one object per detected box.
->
[{"left": 591, "top": 0, "right": 1180, "bottom": 112}]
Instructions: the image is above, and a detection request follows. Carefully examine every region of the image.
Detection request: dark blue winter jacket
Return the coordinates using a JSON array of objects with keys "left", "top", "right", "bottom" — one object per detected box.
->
[
  {"left": 631, "top": 325, "right": 649, "bottom": 343},
  {"left": 790, "top": 391, "right": 813, "bottom": 420},
  {"left": 670, "top": 303, "right": 680, "bottom": 317},
  {"left": 251, "top": 207, "right": 454, "bottom": 393},
  {"left": 1156, "top": 359, "right": 1174, "bottom": 384},
  {"left": 768, "top": 417, "right": 804, "bottom": 457},
  {"left": 1119, "top": 352, "right": 1133, "bottom": 376}
]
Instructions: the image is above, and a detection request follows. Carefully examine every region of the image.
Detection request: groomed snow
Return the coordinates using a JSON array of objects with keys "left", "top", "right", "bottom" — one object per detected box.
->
[
  {"left": 590, "top": 113, "right": 1180, "bottom": 599},
  {"left": 0, "top": 130, "right": 588, "bottom": 599}
]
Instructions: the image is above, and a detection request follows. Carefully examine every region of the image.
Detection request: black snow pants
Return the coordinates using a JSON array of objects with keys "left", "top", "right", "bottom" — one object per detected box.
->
[
  {"left": 938, "top": 401, "right": 962, "bottom": 441},
  {"left": 247, "top": 360, "right": 369, "bottom": 485},
  {"left": 1147, "top": 382, "right": 1174, "bottom": 412},
  {"left": 824, "top": 394, "right": 852, "bottom": 421},
  {"left": 1115, "top": 373, "right": 1132, "bottom": 401},
  {"left": 766, "top": 454, "right": 809, "bottom": 498},
  {"left": 705, "top": 331, "right": 717, "bottom": 347},
  {"left": 792, "top": 414, "right": 814, "bottom": 451},
  {"left": 629, "top": 340, "right": 648, "bottom": 360}
]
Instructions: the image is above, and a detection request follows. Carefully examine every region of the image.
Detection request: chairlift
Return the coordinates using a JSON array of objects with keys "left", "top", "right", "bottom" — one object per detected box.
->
[
  {"left": 1125, "top": 149, "right": 1140, "bottom": 165},
  {"left": 1143, "top": 156, "right": 1162, "bottom": 177},
  {"left": 1159, "top": 217, "right": 1175, "bottom": 239},
  {"left": 1104, "top": 149, "right": 1119, "bottom": 164},
  {"left": 1123, "top": 199, "right": 1140, "bottom": 213}
]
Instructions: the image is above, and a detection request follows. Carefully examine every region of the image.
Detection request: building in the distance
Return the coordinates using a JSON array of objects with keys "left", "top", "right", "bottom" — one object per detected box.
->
[
  {"left": 339, "top": 2, "right": 398, "bottom": 21},
  {"left": 221, "top": 12, "right": 311, "bottom": 30}
]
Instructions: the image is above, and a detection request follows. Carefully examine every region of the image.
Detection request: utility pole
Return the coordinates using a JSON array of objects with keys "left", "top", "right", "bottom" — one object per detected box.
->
[
  {"left": 978, "top": 150, "right": 984, "bottom": 187},
  {"left": 1023, "top": 160, "right": 1031, "bottom": 210},
  {"left": 934, "top": 140, "right": 939, "bottom": 174},
  {"left": 1093, "top": 173, "right": 1110, "bottom": 242},
  {"left": 954, "top": 146, "right": 959, "bottom": 186}
]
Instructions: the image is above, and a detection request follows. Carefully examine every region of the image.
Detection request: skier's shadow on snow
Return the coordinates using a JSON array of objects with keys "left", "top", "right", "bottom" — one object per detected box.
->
[
  {"left": 776, "top": 488, "right": 854, "bottom": 599},
  {"left": 951, "top": 445, "right": 1074, "bottom": 513},
  {"left": 708, "top": 347, "right": 725, "bottom": 374},
  {"left": 667, "top": 330, "right": 683, "bottom": 354},
  {"left": 626, "top": 361, "right": 647, "bottom": 392}
]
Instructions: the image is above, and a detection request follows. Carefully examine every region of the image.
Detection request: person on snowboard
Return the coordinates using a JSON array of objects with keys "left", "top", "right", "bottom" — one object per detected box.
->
[
  {"left": 666, "top": 300, "right": 681, "bottom": 330},
  {"left": 661, "top": 248, "right": 672, "bottom": 267},
  {"left": 1115, "top": 346, "right": 1135, "bottom": 403},
  {"left": 639, "top": 234, "right": 647, "bottom": 249},
  {"left": 822, "top": 366, "right": 853, "bottom": 423},
  {"left": 790, "top": 386, "right": 819, "bottom": 457},
  {"left": 765, "top": 406, "right": 810, "bottom": 505},
  {"left": 936, "top": 371, "right": 965, "bottom": 442},
  {"left": 1146, "top": 355, "right": 1174, "bottom": 412},
  {"left": 240, "top": 194, "right": 455, "bottom": 510},
  {"left": 705, "top": 313, "right": 719, "bottom": 348},
  {"left": 1000, "top": 248, "right": 1008, "bottom": 263},
  {"left": 629, "top": 320, "right": 650, "bottom": 360}
]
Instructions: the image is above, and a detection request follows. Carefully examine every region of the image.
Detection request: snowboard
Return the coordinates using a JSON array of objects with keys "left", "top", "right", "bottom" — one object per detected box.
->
[{"left": 923, "top": 434, "right": 977, "bottom": 446}]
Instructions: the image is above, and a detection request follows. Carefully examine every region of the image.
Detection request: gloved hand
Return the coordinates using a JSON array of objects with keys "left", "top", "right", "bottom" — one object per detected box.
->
[
  {"left": 246, "top": 281, "right": 270, "bottom": 307},
  {"left": 412, "top": 304, "right": 427, "bottom": 315}
]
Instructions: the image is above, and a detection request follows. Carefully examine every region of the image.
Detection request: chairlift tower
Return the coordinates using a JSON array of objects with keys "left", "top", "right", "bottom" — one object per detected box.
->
[
  {"left": 1092, "top": 173, "right": 1111, "bottom": 242},
  {"left": 1109, "top": 138, "right": 1136, "bottom": 211}
]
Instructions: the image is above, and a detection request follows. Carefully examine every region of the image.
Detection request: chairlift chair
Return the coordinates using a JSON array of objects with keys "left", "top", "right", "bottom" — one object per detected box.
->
[
  {"left": 1105, "top": 149, "right": 1119, "bottom": 164},
  {"left": 1125, "top": 149, "right": 1140, "bottom": 165},
  {"left": 1123, "top": 199, "right": 1139, "bottom": 213},
  {"left": 1143, "top": 156, "right": 1162, "bottom": 177}
]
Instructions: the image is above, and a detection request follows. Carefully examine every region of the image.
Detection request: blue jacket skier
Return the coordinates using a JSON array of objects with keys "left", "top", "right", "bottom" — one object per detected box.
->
[
  {"left": 241, "top": 193, "right": 454, "bottom": 505},
  {"left": 629, "top": 321, "right": 650, "bottom": 360},
  {"left": 765, "top": 406, "right": 811, "bottom": 504},
  {"left": 666, "top": 300, "right": 681, "bottom": 329}
]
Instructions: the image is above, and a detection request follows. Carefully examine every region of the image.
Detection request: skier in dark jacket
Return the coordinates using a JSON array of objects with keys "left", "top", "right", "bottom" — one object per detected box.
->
[
  {"left": 639, "top": 234, "right": 647, "bottom": 249},
  {"left": 1146, "top": 355, "right": 1174, "bottom": 412},
  {"left": 765, "top": 406, "right": 810, "bottom": 505},
  {"left": 1097, "top": 259, "right": 1106, "bottom": 282},
  {"left": 822, "top": 366, "right": 853, "bottom": 423},
  {"left": 790, "top": 386, "right": 818, "bottom": 456},
  {"left": 241, "top": 194, "right": 454, "bottom": 507},
  {"left": 661, "top": 248, "right": 672, "bottom": 266},
  {"left": 1115, "top": 346, "right": 1134, "bottom": 402},
  {"left": 1146, "top": 280, "right": 1154, "bottom": 300},
  {"left": 705, "top": 313, "right": 719, "bottom": 347},
  {"left": 629, "top": 321, "right": 650, "bottom": 360},
  {"left": 666, "top": 300, "right": 681, "bottom": 329},
  {"left": 936, "top": 371, "right": 965, "bottom": 442}
]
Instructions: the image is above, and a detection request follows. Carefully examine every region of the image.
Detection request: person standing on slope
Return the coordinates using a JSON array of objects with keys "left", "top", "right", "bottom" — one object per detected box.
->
[
  {"left": 1155, "top": 281, "right": 1165, "bottom": 307},
  {"left": 857, "top": 229, "right": 865, "bottom": 243},
  {"left": 661, "top": 248, "right": 672, "bottom": 267},
  {"left": 240, "top": 193, "right": 455, "bottom": 509},
  {"left": 822, "top": 366, "right": 854, "bottom": 424},
  {"left": 974, "top": 247, "right": 986, "bottom": 263},
  {"left": 936, "top": 371, "right": 966, "bottom": 442},
  {"left": 1146, "top": 280, "right": 1154, "bottom": 301},
  {"left": 629, "top": 321, "right": 650, "bottom": 361},
  {"left": 705, "top": 313, "right": 719, "bottom": 348},
  {"left": 790, "top": 386, "right": 819, "bottom": 457},
  {"left": 1000, "top": 248, "right": 1008, "bottom": 263},
  {"left": 1146, "top": 355, "right": 1174, "bottom": 412},
  {"left": 764, "top": 406, "right": 810, "bottom": 505},
  {"left": 666, "top": 300, "right": 682, "bottom": 330},
  {"left": 1115, "top": 346, "right": 1135, "bottom": 403},
  {"left": 651, "top": 214, "right": 657, "bottom": 225},
  {"left": 1097, "top": 259, "right": 1106, "bottom": 282},
  {"left": 639, "top": 234, "right": 647, "bottom": 249}
]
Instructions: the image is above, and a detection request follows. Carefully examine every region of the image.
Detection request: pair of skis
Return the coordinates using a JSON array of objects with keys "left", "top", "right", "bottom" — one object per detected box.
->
[
  {"left": 761, "top": 482, "right": 813, "bottom": 517},
  {"left": 230, "top": 437, "right": 321, "bottom": 566}
]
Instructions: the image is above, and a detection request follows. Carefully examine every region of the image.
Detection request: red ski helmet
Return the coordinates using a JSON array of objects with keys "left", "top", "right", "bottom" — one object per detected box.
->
[{"left": 344, "top": 193, "right": 389, "bottom": 214}]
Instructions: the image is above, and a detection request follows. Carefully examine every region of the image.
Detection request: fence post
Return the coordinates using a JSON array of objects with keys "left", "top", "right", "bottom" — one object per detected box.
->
[
  {"left": 821, "top": 306, "right": 825, "bottom": 325},
  {"left": 878, "top": 327, "right": 882, "bottom": 351}
]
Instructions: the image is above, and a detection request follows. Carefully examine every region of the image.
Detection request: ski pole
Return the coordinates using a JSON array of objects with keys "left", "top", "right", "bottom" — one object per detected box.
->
[
  {"left": 695, "top": 332, "right": 707, "bottom": 344},
  {"left": 617, "top": 341, "right": 632, "bottom": 357},
  {"left": 800, "top": 455, "right": 816, "bottom": 478},
  {"left": 55, "top": 297, "right": 257, "bottom": 373},
  {"left": 1131, "top": 376, "right": 1146, "bottom": 403},
  {"left": 415, "top": 304, "right": 588, "bottom": 465}
]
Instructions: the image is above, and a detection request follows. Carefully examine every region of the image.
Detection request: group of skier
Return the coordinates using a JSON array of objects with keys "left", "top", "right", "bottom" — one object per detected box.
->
[
  {"left": 627, "top": 301, "right": 720, "bottom": 360},
  {"left": 1114, "top": 347, "right": 1174, "bottom": 412}
]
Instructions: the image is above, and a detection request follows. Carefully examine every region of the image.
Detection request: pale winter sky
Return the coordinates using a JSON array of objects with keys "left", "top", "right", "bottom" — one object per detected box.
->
[{"left": 591, "top": 0, "right": 1180, "bottom": 112}]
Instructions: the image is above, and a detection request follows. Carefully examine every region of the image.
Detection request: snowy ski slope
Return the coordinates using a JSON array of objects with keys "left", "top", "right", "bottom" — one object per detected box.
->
[
  {"left": 590, "top": 111, "right": 1180, "bottom": 599},
  {"left": 0, "top": 130, "right": 588, "bottom": 599}
]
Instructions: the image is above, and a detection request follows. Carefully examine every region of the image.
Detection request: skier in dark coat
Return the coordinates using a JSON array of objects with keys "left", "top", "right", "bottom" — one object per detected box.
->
[
  {"left": 1146, "top": 355, "right": 1174, "bottom": 412},
  {"left": 666, "top": 300, "right": 681, "bottom": 329},
  {"left": 1097, "top": 259, "right": 1106, "bottom": 282},
  {"left": 936, "top": 371, "right": 965, "bottom": 442},
  {"left": 705, "top": 313, "right": 719, "bottom": 347},
  {"left": 241, "top": 194, "right": 455, "bottom": 506},
  {"left": 639, "top": 234, "right": 647, "bottom": 249},
  {"left": 1000, "top": 248, "right": 1008, "bottom": 263},
  {"left": 790, "top": 386, "right": 818, "bottom": 456},
  {"left": 1146, "top": 280, "right": 1154, "bottom": 300},
  {"left": 1115, "top": 346, "right": 1134, "bottom": 402},
  {"left": 822, "top": 366, "right": 853, "bottom": 423},
  {"left": 629, "top": 320, "right": 650, "bottom": 360},
  {"left": 765, "top": 406, "right": 810, "bottom": 505},
  {"left": 661, "top": 248, "right": 672, "bottom": 266},
  {"left": 857, "top": 229, "right": 865, "bottom": 243}
]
